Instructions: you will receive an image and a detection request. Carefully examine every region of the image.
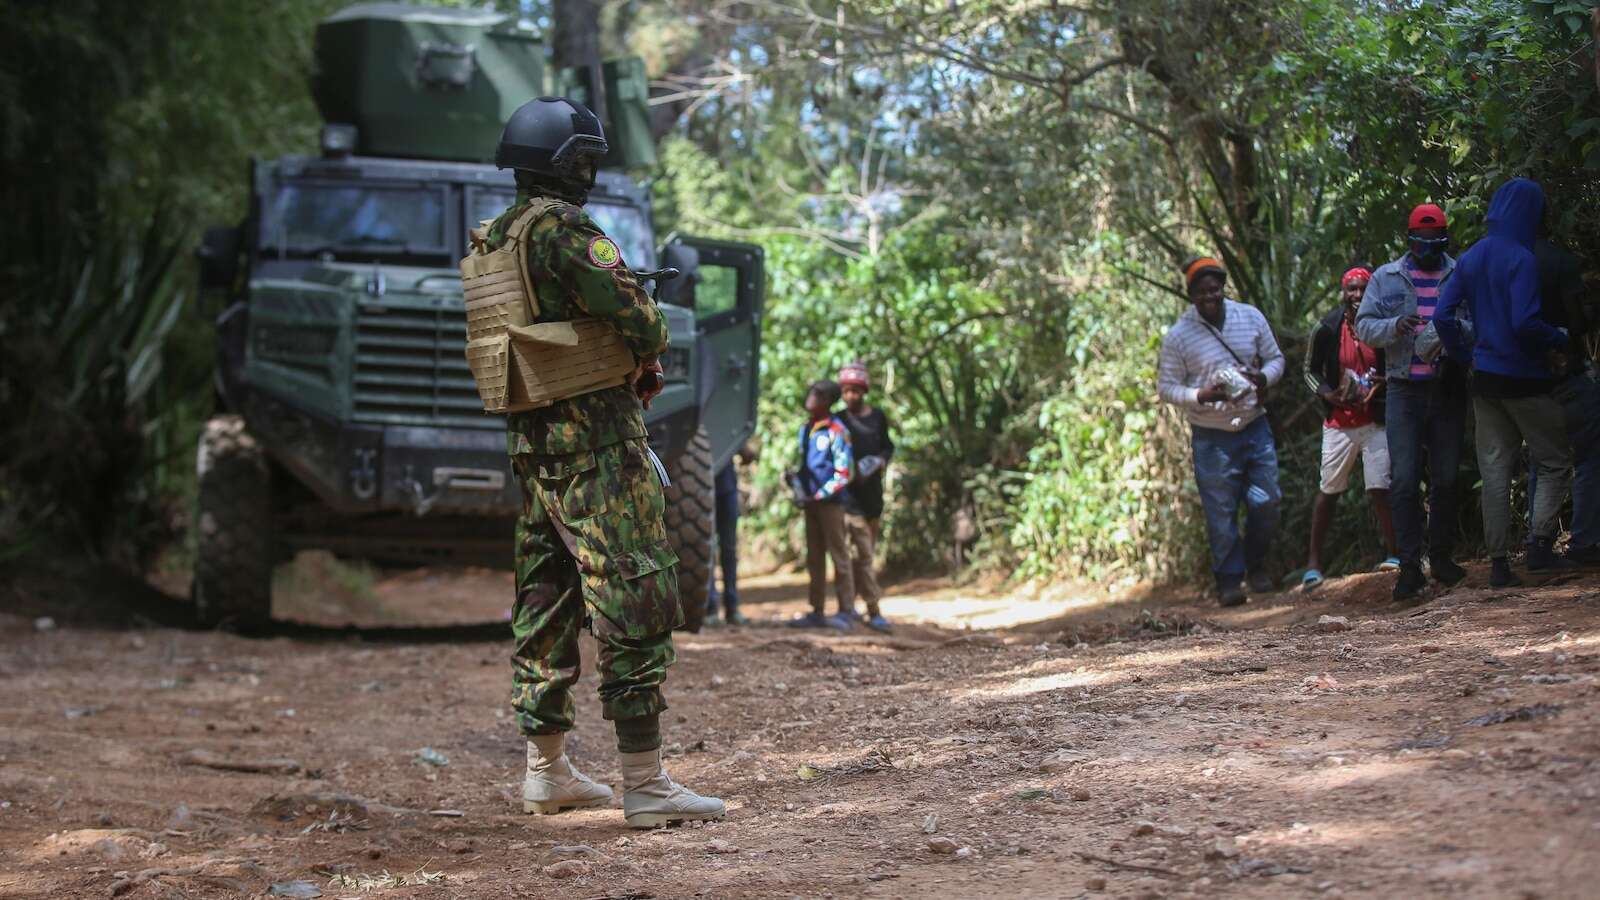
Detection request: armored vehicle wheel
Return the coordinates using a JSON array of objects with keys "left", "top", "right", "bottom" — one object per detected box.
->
[
  {"left": 192, "top": 415, "right": 274, "bottom": 627},
  {"left": 663, "top": 427, "right": 715, "bottom": 633}
]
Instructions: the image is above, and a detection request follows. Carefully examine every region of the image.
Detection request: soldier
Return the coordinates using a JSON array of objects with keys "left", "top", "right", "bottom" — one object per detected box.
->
[{"left": 467, "top": 97, "right": 723, "bottom": 828}]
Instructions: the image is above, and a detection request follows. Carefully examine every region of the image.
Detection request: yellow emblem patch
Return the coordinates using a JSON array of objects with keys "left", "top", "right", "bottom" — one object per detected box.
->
[{"left": 587, "top": 236, "right": 622, "bottom": 269}]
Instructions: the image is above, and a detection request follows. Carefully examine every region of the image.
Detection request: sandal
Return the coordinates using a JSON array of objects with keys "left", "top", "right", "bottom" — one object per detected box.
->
[{"left": 1301, "top": 569, "right": 1325, "bottom": 591}]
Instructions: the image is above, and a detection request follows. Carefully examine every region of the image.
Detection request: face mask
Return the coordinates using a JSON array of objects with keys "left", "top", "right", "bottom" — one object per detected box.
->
[{"left": 1408, "top": 236, "right": 1448, "bottom": 268}]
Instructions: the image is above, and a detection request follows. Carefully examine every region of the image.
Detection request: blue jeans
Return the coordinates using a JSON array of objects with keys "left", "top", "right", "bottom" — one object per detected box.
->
[
  {"left": 1526, "top": 372, "right": 1600, "bottom": 549},
  {"left": 1385, "top": 375, "right": 1467, "bottom": 566},
  {"left": 1190, "top": 417, "right": 1281, "bottom": 589},
  {"left": 706, "top": 463, "right": 741, "bottom": 615}
]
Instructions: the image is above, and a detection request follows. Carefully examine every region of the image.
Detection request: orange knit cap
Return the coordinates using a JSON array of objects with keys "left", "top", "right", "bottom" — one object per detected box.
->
[{"left": 1182, "top": 256, "right": 1226, "bottom": 290}]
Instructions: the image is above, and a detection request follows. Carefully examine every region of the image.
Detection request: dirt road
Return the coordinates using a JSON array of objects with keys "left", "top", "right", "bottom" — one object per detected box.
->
[{"left": 2, "top": 562, "right": 1597, "bottom": 899}]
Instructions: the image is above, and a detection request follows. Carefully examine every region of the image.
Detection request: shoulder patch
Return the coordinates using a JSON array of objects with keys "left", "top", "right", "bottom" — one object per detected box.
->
[{"left": 587, "top": 236, "right": 622, "bottom": 269}]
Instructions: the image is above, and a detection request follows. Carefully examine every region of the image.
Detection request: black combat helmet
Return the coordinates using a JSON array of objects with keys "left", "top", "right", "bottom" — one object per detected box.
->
[{"left": 495, "top": 97, "right": 608, "bottom": 197}]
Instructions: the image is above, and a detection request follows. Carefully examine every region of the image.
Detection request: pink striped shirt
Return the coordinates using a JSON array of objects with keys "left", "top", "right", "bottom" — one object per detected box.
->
[{"left": 1408, "top": 264, "right": 1444, "bottom": 378}]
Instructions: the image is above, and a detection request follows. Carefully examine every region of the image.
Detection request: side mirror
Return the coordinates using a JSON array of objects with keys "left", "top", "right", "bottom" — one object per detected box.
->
[
  {"left": 197, "top": 226, "right": 241, "bottom": 290},
  {"left": 655, "top": 242, "right": 700, "bottom": 308}
]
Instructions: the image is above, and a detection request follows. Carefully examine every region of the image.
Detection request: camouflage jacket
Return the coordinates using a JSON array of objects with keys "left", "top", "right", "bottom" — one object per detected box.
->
[{"left": 486, "top": 190, "right": 670, "bottom": 456}]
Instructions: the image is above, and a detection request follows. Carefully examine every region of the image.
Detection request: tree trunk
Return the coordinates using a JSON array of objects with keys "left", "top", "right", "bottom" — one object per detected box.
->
[{"left": 552, "top": 0, "right": 605, "bottom": 120}]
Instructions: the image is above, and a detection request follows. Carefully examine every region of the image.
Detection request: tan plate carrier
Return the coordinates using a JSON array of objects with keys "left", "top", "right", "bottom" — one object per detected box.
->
[{"left": 459, "top": 199, "right": 637, "bottom": 414}]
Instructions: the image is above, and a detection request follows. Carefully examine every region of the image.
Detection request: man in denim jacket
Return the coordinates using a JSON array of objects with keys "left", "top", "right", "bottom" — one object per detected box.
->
[{"left": 1354, "top": 204, "right": 1472, "bottom": 602}]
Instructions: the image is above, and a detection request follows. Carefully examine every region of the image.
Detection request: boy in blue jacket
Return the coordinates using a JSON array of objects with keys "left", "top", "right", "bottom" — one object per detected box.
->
[
  {"left": 1436, "top": 178, "right": 1576, "bottom": 586},
  {"left": 788, "top": 380, "right": 857, "bottom": 630}
]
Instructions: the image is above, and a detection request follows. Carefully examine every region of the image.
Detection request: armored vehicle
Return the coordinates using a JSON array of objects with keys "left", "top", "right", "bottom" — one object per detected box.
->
[{"left": 193, "top": 3, "right": 762, "bottom": 628}]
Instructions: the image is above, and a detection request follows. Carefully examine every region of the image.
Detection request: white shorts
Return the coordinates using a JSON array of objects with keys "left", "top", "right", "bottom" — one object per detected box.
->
[{"left": 1320, "top": 422, "right": 1391, "bottom": 494}]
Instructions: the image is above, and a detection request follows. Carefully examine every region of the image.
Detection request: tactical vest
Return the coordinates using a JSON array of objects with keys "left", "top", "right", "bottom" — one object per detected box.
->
[{"left": 459, "top": 199, "right": 637, "bottom": 414}]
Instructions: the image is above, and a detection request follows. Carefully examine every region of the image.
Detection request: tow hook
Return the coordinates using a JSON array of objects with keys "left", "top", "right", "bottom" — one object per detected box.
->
[
  {"left": 350, "top": 448, "right": 378, "bottom": 501},
  {"left": 399, "top": 466, "right": 437, "bottom": 517}
]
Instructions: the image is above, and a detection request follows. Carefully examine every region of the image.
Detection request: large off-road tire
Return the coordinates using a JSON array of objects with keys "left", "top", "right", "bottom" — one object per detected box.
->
[
  {"left": 192, "top": 414, "right": 274, "bottom": 627},
  {"left": 663, "top": 427, "right": 715, "bottom": 633}
]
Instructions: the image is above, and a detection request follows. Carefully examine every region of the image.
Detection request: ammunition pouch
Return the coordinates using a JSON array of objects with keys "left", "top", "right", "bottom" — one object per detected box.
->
[{"left": 460, "top": 201, "right": 636, "bottom": 414}]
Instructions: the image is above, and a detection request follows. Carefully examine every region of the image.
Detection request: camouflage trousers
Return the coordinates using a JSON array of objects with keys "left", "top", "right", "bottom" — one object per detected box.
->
[{"left": 509, "top": 436, "right": 682, "bottom": 734}]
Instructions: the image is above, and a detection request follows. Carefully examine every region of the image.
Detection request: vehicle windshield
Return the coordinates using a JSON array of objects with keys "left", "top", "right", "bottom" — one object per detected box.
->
[
  {"left": 470, "top": 191, "right": 655, "bottom": 270},
  {"left": 266, "top": 183, "right": 446, "bottom": 255}
]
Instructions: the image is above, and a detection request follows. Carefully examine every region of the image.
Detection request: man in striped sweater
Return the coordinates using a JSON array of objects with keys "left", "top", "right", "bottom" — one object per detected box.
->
[
  {"left": 1158, "top": 257, "right": 1287, "bottom": 606},
  {"left": 1355, "top": 204, "right": 1470, "bottom": 602}
]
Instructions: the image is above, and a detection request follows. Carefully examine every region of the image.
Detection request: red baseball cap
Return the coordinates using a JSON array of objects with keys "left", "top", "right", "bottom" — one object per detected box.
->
[
  {"left": 838, "top": 362, "right": 869, "bottom": 390},
  {"left": 1408, "top": 203, "right": 1448, "bottom": 230}
]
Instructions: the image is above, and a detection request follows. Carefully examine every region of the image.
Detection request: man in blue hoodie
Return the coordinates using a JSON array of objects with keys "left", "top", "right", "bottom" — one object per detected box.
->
[{"left": 1436, "top": 178, "right": 1576, "bottom": 586}]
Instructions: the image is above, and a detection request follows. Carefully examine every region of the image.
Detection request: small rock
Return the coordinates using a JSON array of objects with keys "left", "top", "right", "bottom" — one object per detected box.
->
[
  {"left": 540, "top": 845, "right": 603, "bottom": 865},
  {"left": 1316, "top": 615, "right": 1350, "bottom": 633},
  {"left": 542, "top": 860, "right": 590, "bottom": 879},
  {"left": 91, "top": 838, "right": 126, "bottom": 860},
  {"left": 922, "top": 814, "right": 938, "bottom": 834},
  {"left": 773, "top": 682, "right": 788, "bottom": 691},
  {"left": 707, "top": 838, "right": 739, "bottom": 854},
  {"left": 34, "top": 616, "right": 56, "bottom": 632},
  {"left": 1131, "top": 821, "right": 1157, "bottom": 836},
  {"left": 96, "top": 812, "right": 113, "bottom": 827},
  {"left": 1320, "top": 755, "right": 1346, "bottom": 768},
  {"left": 954, "top": 847, "right": 974, "bottom": 859},
  {"left": 447, "top": 839, "right": 474, "bottom": 854},
  {"left": 1207, "top": 837, "right": 1241, "bottom": 860},
  {"left": 1037, "top": 749, "right": 1084, "bottom": 772},
  {"left": 414, "top": 748, "right": 449, "bottom": 767},
  {"left": 267, "top": 882, "right": 322, "bottom": 899},
  {"left": 927, "top": 837, "right": 960, "bottom": 854},
  {"left": 1068, "top": 787, "right": 1092, "bottom": 802},
  {"left": 710, "top": 674, "right": 726, "bottom": 688},
  {"left": 127, "top": 634, "right": 146, "bottom": 650},
  {"left": 363, "top": 847, "right": 384, "bottom": 860},
  {"left": 64, "top": 706, "right": 101, "bottom": 720},
  {"left": 1086, "top": 876, "right": 1108, "bottom": 890}
]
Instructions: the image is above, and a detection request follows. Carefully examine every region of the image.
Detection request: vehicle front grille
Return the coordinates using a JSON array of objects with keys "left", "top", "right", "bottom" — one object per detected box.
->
[{"left": 353, "top": 302, "right": 497, "bottom": 428}]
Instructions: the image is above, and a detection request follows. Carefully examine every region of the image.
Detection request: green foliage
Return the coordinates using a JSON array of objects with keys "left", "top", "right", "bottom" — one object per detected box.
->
[
  {"left": 0, "top": 0, "right": 342, "bottom": 560},
  {"left": 655, "top": 0, "right": 1598, "bottom": 587}
]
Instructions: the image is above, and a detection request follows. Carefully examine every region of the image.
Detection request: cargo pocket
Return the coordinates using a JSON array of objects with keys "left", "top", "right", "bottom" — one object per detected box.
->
[
  {"left": 586, "top": 538, "right": 683, "bottom": 639},
  {"left": 537, "top": 451, "right": 604, "bottom": 522}
]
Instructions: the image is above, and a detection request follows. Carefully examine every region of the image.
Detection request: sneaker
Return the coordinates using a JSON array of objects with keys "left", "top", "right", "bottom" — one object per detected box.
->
[
  {"left": 788, "top": 612, "right": 829, "bottom": 629},
  {"left": 1218, "top": 584, "right": 1247, "bottom": 607},
  {"left": 824, "top": 613, "right": 855, "bottom": 631},
  {"left": 1489, "top": 557, "right": 1523, "bottom": 588},
  {"left": 864, "top": 614, "right": 893, "bottom": 633},
  {"left": 724, "top": 610, "right": 750, "bottom": 626},
  {"left": 1376, "top": 557, "right": 1401, "bottom": 572},
  {"left": 1393, "top": 563, "right": 1427, "bottom": 602},
  {"left": 1527, "top": 539, "right": 1580, "bottom": 573},
  {"left": 1301, "top": 569, "right": 1325, "bottom": 592},
  {"left": 1247, "top": 572, "right": 1276, "bottom": 595},
  {"left": 1429, "top": 556, "right": 1467, "bottom": 587}
]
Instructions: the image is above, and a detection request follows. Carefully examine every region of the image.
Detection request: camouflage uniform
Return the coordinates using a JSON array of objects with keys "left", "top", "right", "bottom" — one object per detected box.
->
[{"left": 485, "top": 191, "right": 681, "bottom": 734}]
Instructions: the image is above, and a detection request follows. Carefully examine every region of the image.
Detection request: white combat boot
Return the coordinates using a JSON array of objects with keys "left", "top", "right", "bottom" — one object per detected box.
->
[
  {"left": 523, "top": 734, "right": 613, "bottom": 814},
  {"left": 618, "top": 748, "right": 726, "bottom": 828}
]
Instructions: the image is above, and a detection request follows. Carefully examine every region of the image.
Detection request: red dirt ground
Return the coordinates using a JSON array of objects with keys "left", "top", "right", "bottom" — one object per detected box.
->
[{"left": 2, "top": 560, "right": 1597, "bottom": 899}]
